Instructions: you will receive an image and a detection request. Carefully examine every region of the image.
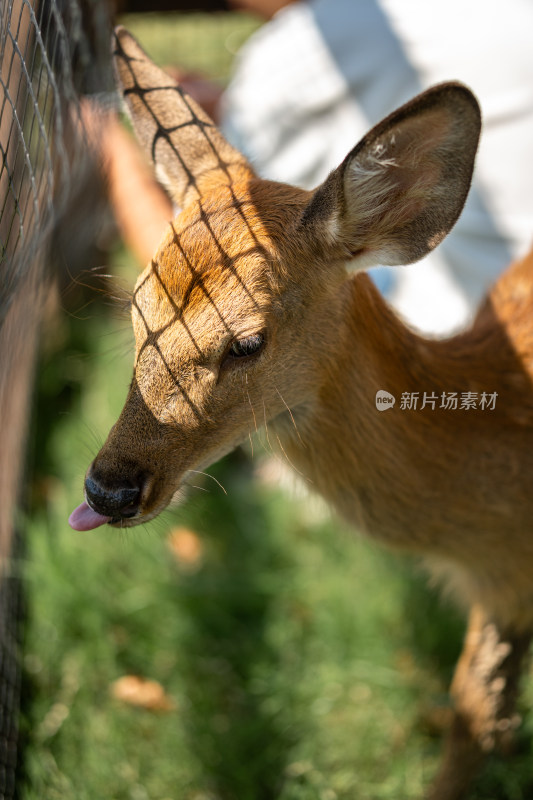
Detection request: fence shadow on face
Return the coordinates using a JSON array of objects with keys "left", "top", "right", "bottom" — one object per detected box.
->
[{"left": 129, "top": 190, "right": 268, "bottom": 427}]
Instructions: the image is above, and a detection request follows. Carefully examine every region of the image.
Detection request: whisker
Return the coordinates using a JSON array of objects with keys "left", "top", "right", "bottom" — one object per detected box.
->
[
  {"left": 275, "top": 385, "right": 305, "bottom": 448},
  {"left": 276, "top": 434, "right": 310, "bottom": 482},
  {"left": 262, "top": 400, "right": 273, "bottom": 453},
  {"left": 263, "top": 400, "right": 274, "bottom": 453},
  {"left": 241, "top": 376, "right": 258, "bottom": 458},
  {"left": 187, "top": 469, "right": 227, "bottom": 495},
  {"left": 244, "top": 376, "right": 258, "bottom": 435},
  {"left": 86, "top": 270, "right": 115, "bottom": 279},
  {"left": 78, "top": 420, "right": 104, "bottom": 454}
]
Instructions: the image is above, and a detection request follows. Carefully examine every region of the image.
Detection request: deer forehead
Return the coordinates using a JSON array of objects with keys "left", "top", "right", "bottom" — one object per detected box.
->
[{"left": 131, "top": 199, "right": 276, "bottom": 359}]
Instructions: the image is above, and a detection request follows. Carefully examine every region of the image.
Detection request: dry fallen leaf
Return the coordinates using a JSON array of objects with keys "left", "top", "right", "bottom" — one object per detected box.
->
[
  {"left": 167, "top": 526, "right": 204, "bottom": 569},
  {"left": 111, "top": 675, "right": 175, "bottom": 712}
]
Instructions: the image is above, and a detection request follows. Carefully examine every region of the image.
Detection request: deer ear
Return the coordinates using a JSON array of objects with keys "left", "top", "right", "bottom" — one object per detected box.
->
[
  {"left": 301, "top": 83, "right": 481, "bottom": 268},
  {"left": 113, "top": 26, "right": 252, "bottom": 209}
]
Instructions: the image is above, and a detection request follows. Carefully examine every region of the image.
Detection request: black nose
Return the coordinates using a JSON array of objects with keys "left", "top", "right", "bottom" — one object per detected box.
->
[{"left": 85, "top": 474, "right": 142, "bottom": 519}]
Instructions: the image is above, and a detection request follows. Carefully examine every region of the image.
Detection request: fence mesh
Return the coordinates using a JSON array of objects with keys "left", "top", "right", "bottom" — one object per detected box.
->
[
  {"left": 0, "top": 0, "right": 112, "bottom": 319},
  {"left": 0, "top": 0, "right": 112, "bottom": 794}
]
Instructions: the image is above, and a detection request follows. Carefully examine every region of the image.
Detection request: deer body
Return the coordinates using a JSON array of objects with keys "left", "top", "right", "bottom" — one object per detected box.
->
[
  {"left": 69, "top": 28, "right": 533, "bottom": 799},
  {"left": 276, "top": 257, "right": 533, "bottom": 624}
]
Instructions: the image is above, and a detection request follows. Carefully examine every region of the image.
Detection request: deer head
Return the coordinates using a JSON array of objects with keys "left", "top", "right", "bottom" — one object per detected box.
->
[{"left": 69, "top": 27, "right": 480, "bottom": 531}]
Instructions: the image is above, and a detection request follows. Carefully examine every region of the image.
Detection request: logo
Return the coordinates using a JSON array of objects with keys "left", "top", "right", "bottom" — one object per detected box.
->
[
  {"left": 375, "top": 390, "right": 396, "bottom": 411},
  {"left": 374, "top": 389, "right": 498, "bottom": 411}
]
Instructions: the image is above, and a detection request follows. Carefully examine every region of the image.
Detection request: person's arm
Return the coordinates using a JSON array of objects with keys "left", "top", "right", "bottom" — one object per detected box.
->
[{"left": 83, "top": 104, "right": 173, "bottom": 266}]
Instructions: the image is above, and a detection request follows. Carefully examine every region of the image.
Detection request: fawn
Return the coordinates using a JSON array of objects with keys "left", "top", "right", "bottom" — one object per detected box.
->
[{"left": 69, "top": 27, "right": 533, "bottom": 799}]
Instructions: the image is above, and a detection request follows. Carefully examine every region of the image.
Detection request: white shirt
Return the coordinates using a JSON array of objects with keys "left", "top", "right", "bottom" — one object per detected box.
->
[{"left": 222, "top": 0, "right": 533, "bottom": 335}]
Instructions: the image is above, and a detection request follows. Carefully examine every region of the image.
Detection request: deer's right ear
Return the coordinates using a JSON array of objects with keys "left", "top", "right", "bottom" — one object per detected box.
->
[
  {"left": 300, "top": 83, "right": 481, "bottom": 269},
  {"left": 112, "top": 26, "right": 252, "bottom": 210}
]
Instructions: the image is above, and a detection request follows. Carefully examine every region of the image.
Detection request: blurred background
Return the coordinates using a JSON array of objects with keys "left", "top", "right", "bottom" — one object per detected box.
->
[{"left": 2, "top": 2, "right": 533, "bottom": 799}]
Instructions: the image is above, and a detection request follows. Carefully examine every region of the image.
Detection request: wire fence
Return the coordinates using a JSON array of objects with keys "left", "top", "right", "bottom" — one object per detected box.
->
[
  {"left": 0, "top": 0, "right": 112, "bottom": 316},
  {"left": 0, "top": 1, "right": 112, "bottom": 795}
]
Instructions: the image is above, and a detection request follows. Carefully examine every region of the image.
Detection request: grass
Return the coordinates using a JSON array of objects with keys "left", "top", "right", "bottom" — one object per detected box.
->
[
  {"left": 120, "top": 11, "right": 260, "bottom": 83},
  {"left": 19, "top": 11, "right": 533, "bottom": 800}
]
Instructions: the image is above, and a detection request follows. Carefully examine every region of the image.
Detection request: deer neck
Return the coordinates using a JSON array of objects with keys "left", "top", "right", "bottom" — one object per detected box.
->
[{"left": 275, "top": 271, "right": 514, "bottom": 551}]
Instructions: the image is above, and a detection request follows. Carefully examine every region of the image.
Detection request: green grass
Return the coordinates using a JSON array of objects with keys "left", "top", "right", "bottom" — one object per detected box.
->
[
  {"left": 120, "top": 11, "right": 260, "bottom": 84},
  {"left": 19, "top": 11, "right": 533, "bottom": 800}
]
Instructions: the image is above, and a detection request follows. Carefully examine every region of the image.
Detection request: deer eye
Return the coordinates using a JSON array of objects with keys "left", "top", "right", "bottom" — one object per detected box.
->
[{"left": 228, "top": 333, "right": 265, "bottom": 359}]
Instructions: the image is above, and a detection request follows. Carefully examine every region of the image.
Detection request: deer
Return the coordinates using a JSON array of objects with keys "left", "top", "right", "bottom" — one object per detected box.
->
[{"left": 68, "top": 27, "right": 533, "bottom": 800}]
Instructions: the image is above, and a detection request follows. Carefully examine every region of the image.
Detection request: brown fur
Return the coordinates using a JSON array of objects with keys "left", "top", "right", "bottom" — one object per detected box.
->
[{"left": 85, "top": 28, "right": 533, "bottom": 799}]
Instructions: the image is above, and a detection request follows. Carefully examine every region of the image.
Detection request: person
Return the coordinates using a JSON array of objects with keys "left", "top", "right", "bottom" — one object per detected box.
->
[{"left": 219, "top": 0, "right": 533, "bottom": 335}]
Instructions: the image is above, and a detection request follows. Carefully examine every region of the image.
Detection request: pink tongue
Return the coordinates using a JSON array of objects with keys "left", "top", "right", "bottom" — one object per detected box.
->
[{"left": 69, "top": 501, "right": 111, "bottom": 531}]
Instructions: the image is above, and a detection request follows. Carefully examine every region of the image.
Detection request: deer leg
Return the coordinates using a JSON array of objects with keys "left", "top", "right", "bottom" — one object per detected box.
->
[{"left": 427, "top": 603, "right": 532, "bottom": 800}]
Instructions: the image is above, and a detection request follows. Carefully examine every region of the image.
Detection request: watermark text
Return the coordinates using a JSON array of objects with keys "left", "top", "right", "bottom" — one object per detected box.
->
[{"left": 375, "top": 390, "right": 498, "bottom": 411}]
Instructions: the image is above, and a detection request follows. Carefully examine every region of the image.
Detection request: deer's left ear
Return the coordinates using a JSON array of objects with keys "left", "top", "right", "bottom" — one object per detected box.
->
[
  {"left": 113, "top": 26, "right": 253, "bottom": 210},
  {"left": 300, "top": 83, "right": 481, "bottom": 269}
]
